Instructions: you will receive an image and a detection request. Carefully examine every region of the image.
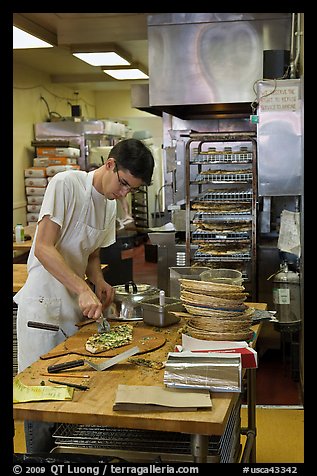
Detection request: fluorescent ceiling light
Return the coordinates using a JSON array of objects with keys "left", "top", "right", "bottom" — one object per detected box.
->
[
  {"left": 13, "top": 26, "right": 53, "bottom": 49},
  {"left": 73, "top": 52, "right": 130, "bottom": 66},
  {"left": 103, "top": 69, "right": 149, "bottom": 80}
]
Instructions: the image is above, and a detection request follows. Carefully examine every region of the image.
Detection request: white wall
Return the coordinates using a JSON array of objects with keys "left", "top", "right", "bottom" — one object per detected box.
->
[
  {"left": 13, "top": 64, "right": 164, "bottom": 228},
  {"left": 13, "top": 60, "right": 96, "bottom": 227}
]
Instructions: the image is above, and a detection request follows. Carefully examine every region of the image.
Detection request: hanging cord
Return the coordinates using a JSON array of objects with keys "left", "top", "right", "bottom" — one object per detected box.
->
[
  {"left": 154, "top": 183, "right": 172, "bottom": 226},
  {"left": 40, "top": 96, "right": 62, "bottom": 121},
  {"left": 250, "top": 64, "right": 292, "bottom": 115}
]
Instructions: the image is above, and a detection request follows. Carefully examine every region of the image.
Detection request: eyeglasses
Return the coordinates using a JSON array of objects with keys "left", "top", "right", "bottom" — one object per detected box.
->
[{"left": 114, "top": 163, "right": 142, "bottom": 193}]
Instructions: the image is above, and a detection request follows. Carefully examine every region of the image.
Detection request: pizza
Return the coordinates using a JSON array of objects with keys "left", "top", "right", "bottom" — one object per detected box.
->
[{"left": 85, "top": 324, "right": 133, "bottom": 354}]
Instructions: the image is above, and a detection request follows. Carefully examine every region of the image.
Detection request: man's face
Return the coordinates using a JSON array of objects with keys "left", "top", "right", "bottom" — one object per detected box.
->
[{"left": 101, "top": 158, "right": 144, "bottom": 200}]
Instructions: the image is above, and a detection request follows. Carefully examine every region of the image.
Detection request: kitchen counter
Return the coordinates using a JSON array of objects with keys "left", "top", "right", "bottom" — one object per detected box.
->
[
  {"left": 13, "top": 264, "right": 28, "bottom": 293},
  {"left": 13, "top": 302, "right": 266, "bottom": 463}
]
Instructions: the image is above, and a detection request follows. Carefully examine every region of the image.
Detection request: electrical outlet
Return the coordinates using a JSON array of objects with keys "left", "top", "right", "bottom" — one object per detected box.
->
[{"left": 250, "top": 115, "right": 259, "bottom": 124}]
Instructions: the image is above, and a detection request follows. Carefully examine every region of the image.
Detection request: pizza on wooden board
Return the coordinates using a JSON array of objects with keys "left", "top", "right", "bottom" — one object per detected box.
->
[{"left": 85, "top": 324, "right": 133, "bottom": 354}]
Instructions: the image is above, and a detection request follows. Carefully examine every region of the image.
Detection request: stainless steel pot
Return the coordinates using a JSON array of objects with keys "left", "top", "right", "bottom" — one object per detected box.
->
[{"left": 111, "top": 281, "right": 161, "bottom": 320}]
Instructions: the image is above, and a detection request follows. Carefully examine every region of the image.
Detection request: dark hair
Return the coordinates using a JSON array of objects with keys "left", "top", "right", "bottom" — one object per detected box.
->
[{"left": 109, "top": 138, "right": 154, "bottom": 186}]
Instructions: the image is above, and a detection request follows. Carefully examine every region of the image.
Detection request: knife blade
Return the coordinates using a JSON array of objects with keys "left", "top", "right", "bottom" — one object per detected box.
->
[
  {"left": 96, "top": 312, "right": 111, "bottom": 333},
  {"left": 47, "top": 346, "right": 140, "bottom": 372}
]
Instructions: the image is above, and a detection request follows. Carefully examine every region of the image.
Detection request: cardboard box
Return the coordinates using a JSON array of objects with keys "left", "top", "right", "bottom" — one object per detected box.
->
[
  {"left": 46, "top": 164, "right": 80, "bottom": 176},
  {"left": 179, "top": 334, "right": 258, "bottom": 369},
  {"left": 27, "top": 195, "right": 44, "bottom": 205},
  {"left": 47, "top": 157, "right": 78, "bottom": 166},
  {"left": 27, "top": 204, "right": 41, "bottom": 213},
  {"left": 36, "top": 147, "right": 80, "bottom": 158},
  {"left": 33, "top": 158, "right": 50, "bottom": 167},
  {"left": 26, "top": 187, "right": 46, "bottom": 196},
  {"left": 24, "top": 177, "right": 47, "bottom": 187},
  {"left": 27, "top": 212, "right": 39, "bottom": 222},
  {"left": 24, "top": 167, "right": 47, "bottom": 178}
]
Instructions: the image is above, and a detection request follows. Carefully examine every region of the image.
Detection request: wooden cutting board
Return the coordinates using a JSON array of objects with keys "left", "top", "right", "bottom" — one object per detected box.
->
[{"left": 40, "top": 323, "right": 166, "bottom": 360}]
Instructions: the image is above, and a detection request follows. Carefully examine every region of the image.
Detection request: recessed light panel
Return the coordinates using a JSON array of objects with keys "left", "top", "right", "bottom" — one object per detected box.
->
[
  {"left": 13, "top": 26, "right": 53, "bottom": 49},
  {"left": 103, "top": 69, "right": 149, "bottom": 80},
  {"left": 73, "top": 52, "right": 130, "bottom": 66}
]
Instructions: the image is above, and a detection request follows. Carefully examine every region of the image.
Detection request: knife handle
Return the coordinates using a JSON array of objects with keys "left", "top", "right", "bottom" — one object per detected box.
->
[
  {"left": 47, "top": 359, "right": 85, "bottom": 373},
  {"left": 28, "top": 321, "right": 60, "bottom": 332}
]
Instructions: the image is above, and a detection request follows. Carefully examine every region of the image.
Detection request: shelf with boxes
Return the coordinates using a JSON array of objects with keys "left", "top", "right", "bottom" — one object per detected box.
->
[
  {"left": 34, "top": 120, "right": 127, "bottom": 171},
  {"left": 24, "top": 143, "right": 81, "bottom": 226}
]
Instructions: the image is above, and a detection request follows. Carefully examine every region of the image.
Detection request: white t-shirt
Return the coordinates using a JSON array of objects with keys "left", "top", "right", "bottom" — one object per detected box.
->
[
  {"left": 14, "top": 170, "right": 117, "bottom": 370},
  {"left": 27, "top": 169, "right": 116, "bottom": 274}
]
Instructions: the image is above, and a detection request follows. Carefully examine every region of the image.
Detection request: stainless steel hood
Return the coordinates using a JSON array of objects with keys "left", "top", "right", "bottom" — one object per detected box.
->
[
  {"left": 131, "top": 84, "right": 163, "bottom": 117},
  {"left": 132, "top": 13, "right": 292, "bottom": 119},
  {"left": 131, "top": 83, "right": 254, "bottom": 119}
]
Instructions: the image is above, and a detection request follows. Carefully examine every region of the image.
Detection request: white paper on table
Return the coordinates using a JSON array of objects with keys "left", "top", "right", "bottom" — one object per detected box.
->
[
  {"left": 180, "top": 335, "right": 257, "bottom": 368},
  {"left": 181, "top": 334, "right": 248, "bottom": 351}
]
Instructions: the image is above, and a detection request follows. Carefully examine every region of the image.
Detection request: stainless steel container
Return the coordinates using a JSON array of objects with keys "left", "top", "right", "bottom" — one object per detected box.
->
[
  {"left": 169, "top": 266, "right": 210, "bottom": 298},
  {"left": 112, "top": 281, "right": 161, "bottom": 320},
  {"left": 142, "top": 296, "right": 183, "bottom": 327}
]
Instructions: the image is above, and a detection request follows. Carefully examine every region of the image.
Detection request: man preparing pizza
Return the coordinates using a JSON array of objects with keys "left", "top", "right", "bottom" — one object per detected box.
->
[{"left": 14, "top": 138, "right": 154, "bottom": 453}]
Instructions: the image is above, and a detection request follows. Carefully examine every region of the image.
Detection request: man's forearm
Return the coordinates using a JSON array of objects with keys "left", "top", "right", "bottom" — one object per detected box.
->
[
  {"left": 85, "top": 250, "right": 104, "bottom": 286},
  {"left": 35, "top": 242, "right": 90, "bottom": 295}
]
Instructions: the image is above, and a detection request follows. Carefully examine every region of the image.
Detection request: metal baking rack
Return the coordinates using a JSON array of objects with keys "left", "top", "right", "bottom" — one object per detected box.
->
[
  {"left": 193, "top": 251, "right": 251, "bottom": 261},
  {"left": 193, "top": 172, "right": 253, "bottom": 183},
  {"left": 193, "top": 212, "right": 251, "bottom": 223},
  {"left": 191, "top": 230, "right": 250, "bottom": 241},
  {"left": 190, "top": 152, "right": 252, "bottom": 164},
  {"left": 193, "top": 189, "right": 253, "bottom": 202},
  {"left": 185, "top": 132, "right": 257, "bottom": 300}
]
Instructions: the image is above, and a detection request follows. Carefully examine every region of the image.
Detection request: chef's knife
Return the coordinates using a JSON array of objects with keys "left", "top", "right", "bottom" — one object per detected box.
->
[{"left": 47, "top": 346, "right": 139, "bottom": 372}]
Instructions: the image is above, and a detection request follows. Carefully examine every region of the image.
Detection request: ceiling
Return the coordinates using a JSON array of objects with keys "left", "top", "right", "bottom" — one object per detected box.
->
[{"left": 13, "top": 13, "right": 152, "bottom": 92}]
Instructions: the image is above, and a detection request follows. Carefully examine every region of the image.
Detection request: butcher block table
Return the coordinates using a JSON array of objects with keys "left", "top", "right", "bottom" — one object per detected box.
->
[
  {"left": 13, "top": 264, "right": 28, "bottom": 293},
  {"left": 13, "top": 302, "right": 266, "bottom": 463}
]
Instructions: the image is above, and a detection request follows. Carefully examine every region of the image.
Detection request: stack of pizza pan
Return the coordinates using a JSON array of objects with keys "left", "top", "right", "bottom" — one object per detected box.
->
[{"left": 179, "top": 278, "right": 254, "bottom": 341}]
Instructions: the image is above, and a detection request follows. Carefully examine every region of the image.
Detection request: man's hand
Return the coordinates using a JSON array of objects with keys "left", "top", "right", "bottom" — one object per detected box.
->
[
  {"left": 85, "top": 249, "right": 114, "bottom": 310},
  {"left": 95, "top": 279, "right": 115, "bottom": 309},
  {"left": 78, "top": 288, "right": 103, "bottom": 320}
]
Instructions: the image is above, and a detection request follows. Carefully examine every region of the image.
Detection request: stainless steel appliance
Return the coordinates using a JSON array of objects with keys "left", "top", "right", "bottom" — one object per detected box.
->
[
  {"left": 147, "top": 13, "right": 291, "bottom": 108},
  {"left": 133, "top": 12, "right": 303, "bottom": 304},
  {"left": 132, "top": 12, "right": 303, "bottom": 391}
]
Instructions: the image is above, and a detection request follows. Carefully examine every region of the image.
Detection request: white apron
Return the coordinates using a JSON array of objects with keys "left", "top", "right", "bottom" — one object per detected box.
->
[{"left": 14, "top": 172, "right": 111, "bottom": 372}]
